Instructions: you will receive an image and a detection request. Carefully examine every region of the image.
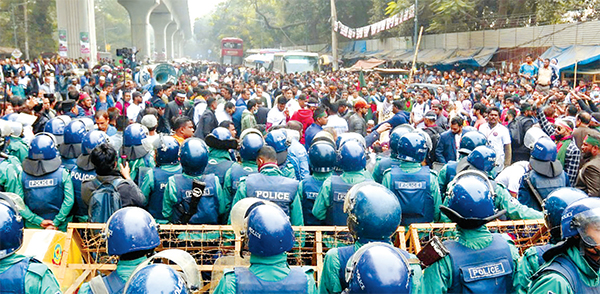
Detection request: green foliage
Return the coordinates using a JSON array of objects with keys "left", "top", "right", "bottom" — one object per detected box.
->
[
  {"left": 94, "top": 0, "right": 131, "bottom": 54},
  {"left": 0, "top": 0, "right": 57, "bottom": 59}
]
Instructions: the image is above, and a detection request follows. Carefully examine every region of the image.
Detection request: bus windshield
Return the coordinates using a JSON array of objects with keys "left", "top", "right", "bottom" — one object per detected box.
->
[{"left": 283, "top": 55, "right": 318, "bottom": 73}]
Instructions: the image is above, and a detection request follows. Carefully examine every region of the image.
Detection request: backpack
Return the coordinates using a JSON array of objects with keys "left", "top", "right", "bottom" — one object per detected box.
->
[
  {"left": 508, "top": 116, "right": 534, "bottom": 146},
  {"left": 88, "top": 178, "right": 125, "bottom": 223}
]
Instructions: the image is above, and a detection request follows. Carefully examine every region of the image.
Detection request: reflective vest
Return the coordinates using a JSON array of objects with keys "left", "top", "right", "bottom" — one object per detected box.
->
[
  {"left": 444, "top": 234, "right": 514, "bottom": 293},
  {"left": 534, "top": 254, "right": 600, "bottom": 293},
  {"left": 246, "top": 173, "right": 298, "bottom": 217},
  {"left": 525, "top": 171, "right": 567, "bottom": 210},
  {"left": 147, "top": 166, "right": 181, "bottom": 220},
  {"left": 390, "top": 166, "right": 434, "bottom": 226},
  {"left": 229, "top": 163, "right": 257, "bottom": 197},
  {"left": 535, "top": 244, "right": 552, "bottom": 267},
  {"left": 22, "top": 168, "right": 64, "bottom": 220},
  {"left": 133, "top": 153, "right": 153, "bottom": 186},
  {"left": 327, "top": 176, "right": 353, "bottom": 226},
  {"left": 373, "top": 157, "right": 401, "bottom": 183},
  {"left": 300, "top": 176, "right": 325, "bottom": 226},
  {"left": 69, "top": 166, "right": 96, "bottom": 217},
  {"left": 234, "top": 267, "right": 308, "bottom": 294},
  {"left": 205, "top": 159, "right": 234, "bottom": 187},
  {"left": 92, "top": 271, "right": 126, "bottom": 294},
  {"left": 171, "top": 174, "right": 219, "bottom": 224},
  {"left": 0, "top": 257, "right": 40, "bottom": 294},
  {"left": 443, "top": 160, "right": 458, "bottom": 195}
]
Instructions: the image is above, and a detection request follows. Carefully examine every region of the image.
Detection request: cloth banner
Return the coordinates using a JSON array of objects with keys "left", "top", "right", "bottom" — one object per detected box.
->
[{"left": 333, "top": 4, "right": 415, "bottom": 39}]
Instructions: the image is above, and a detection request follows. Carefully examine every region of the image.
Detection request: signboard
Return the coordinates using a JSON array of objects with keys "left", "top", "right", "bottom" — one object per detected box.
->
[
  {"left": 11, "top": 49, "right": 22, "bottom": 59},
  {"left": 80, "top": 32, "right": 90, "bottom": 54},
  {"left": 58, "top": 29, "right": 68, "bottom": 57}
]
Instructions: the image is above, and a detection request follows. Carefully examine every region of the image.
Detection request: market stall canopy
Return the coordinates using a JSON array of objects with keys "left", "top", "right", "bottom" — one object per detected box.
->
[
  {"left": 346, "top": 58, "right": 386, "bottom": 71},
  {"left": 541, "top": 45, "right": 600, "bottom": 71},
  {"left": 440, "top": 47, "right": 498, "bottom": 68}
]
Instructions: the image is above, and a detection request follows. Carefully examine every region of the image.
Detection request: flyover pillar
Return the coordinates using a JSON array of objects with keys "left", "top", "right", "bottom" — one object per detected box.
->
[
  {"left": 118, "top": 0, "right": 160, "bottom": 61},
  {"left": 165, "top": 22, "right": 178, "bottom": 61},
  {"left": 150, "top": 14, "right": 172, "bottom": 62}
]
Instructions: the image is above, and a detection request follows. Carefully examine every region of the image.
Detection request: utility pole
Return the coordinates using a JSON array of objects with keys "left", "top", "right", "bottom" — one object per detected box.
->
[
  {"left": 330, "top": 0, "right": 338, "bottom": 71},
  {"left": 414, "top": 0, "right": 418, "bottom": 50},
  {"left": 23, "top": 1, "right": 29, "bottom": 60},
  {"left": 11, "top": 5, "right": 17, "bottom": 49}
]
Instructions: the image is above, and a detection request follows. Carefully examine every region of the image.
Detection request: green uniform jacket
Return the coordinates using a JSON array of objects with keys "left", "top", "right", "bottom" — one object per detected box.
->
[
  {"left": 280, "top": 162, "right": 297, "bottom": 179},
  {"left": 213, "top": 253, "right": 317, "bottom": 294},
  {"left": 371, "top": 156, "right": 401, "bottom": 184},
  {"left": 381, "top": 161, "right": 442, "bottom": 222},
  {"left": 0, "top": 254, "right": 61, "bottom": 294},
  {"left": 126, "top": 155, "right": 156, "bottom": 185},
  {"left": 514, "top": 245, "right": 547, "bottom": 294},
  {"left": 312, "top": 170, "right": 372, "bottom": 221},
  {"left": 0, "top": 155, "right": 23, "bottom": 194},
  {"left": 140, "top": 164, "right": 181, "bottom": 223},
  {"left": 78, "top": 256, "right": 148, "bottom": 294},
  {"left": 17, "top": 169, "right": 74, "bottom": 231},
  {"left": 420, "top": 226, "right": 520, "bottom": 294},
  {"left": 529, "top": 245, "right": 600, "bottom": 294},
  {"left": 319, "top": 241, "right": 422, "bottom": 294},
  {"left": 231, "top": 166, "right": 304, "bottom": 226},
  {"left": 223, "top": 161, "right": 258, "bottom": 209},
  {"left": 162, "top": 173, "right": 228, "bottom": 223},
  {"left": 241, "top": 109, "right": 258, "bottom": 132},
  {"left": 6, "top": 136, "right": 29, "bottom": 163},
  {"left": 440, "top": 182, "right": 543, "bottom": 222}
]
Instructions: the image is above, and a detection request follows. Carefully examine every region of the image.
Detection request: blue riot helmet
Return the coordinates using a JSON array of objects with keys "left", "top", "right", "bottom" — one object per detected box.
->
[
  {"left": 60, "top": 119, "right": 88, "bottom": 159},
  {"left": 265, "top": 129, "right": 290, "bottom": 165},
  {"left": 81, "top": 131, "right": 110, "bottom": 156},
  {"left": 337, "top": 140, "right": 366, "bottom": 172},
  {"left": 211, "top": 127, "right": 232, "bottom": 140},
  {"left": 121, "top": 123, "right": 150, "bottom": 160},
  {"left": 308, "top": 141, "right": 337, "bottom": 173},
  {"left": 311, "top": 131, "right": 336, "bottom": 146},
  {"left": 239, "top": 129, "right": 264, "bottom": 161},
  {"left": 124, "top": 123, "right": 148, "bottom": 147},
  {"left": 561, "top": 197, "right": 600, "bottom": 241},
  {"left": 466, "top": 146, "right": 497, "bottom": 173},
  {"left": 245, "top": 204, "right": 294, "bottom": 257},
  {"left": 104, "top": 207, "right": 160, "bottom": 256},
  {"left": 205, "top": 127, "right": 238, "bottom": 151},
  {"left": 458, "top": 131, "right": 487, "bottom": 155},
  {"left": 124, "top": 264, "right": 189, "bottom": 294},
  {"left": 396, "top": 132, "right": 428, "bottom": 163},
  {"left": 344, "top": 182, "right": 401, "bottom": 242},
  {"left": 180, "top": 138, "right": 209, "bottom": 176},
  {"left": 155, "top": 136, "right": 180, "bottom": 166},
  {"left": 389, "top": 124, "right": 415, "bottom": 157},
  {"left": 0, "top": 193, "right": 24, "bottom": 259},
  {"left": 28, "top": 133, "right": 59, "bottom": 160},
  {"left": 441, "top": 171, "right": 505, "bottom": 229},
  {"left": 462, "top": 126, "right": 477, "bottom": 133},
  {"left": 44, "top": 117, "right": 67, "bottom": 145},
  {"left": 530, "top": 136, "right": 562, "bottom": 177},
  {"left": 344, "top": 242, "right": 411, "bottom": 294},
  {"left": 543, "top": 188, "right": 588, "bottom": 242},
  {"left": 336, "top": 132, "right": 367, "bottom": 150}
]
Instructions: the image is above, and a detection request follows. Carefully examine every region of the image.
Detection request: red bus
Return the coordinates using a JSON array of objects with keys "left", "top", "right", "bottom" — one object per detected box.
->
[{"left": 221, "top": 37, "right": 243, "bottom": 65}]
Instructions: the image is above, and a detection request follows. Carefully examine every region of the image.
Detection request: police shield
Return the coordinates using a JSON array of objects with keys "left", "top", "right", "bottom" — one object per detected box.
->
[{"left": 524, "top": 127, "right": 550, "bottom": 150}]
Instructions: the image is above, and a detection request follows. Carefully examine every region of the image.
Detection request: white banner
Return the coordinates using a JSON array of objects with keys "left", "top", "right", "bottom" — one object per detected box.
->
[{"left": 335, "top": 4, "right": 415, "bottom": 39}]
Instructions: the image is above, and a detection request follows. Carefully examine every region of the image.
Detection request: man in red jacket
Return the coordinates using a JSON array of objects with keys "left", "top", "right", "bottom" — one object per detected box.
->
[{"left": 290, "top": 96, "right": 314, "bottom": 144}]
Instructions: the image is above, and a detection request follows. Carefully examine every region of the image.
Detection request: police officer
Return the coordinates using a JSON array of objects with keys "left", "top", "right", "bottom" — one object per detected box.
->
[
  {"left": 120, "top": 123, "right": 155, "bottom": 186},
  {"left": 124, "top": 264, "right": 189, "bottom": 294},
  {"left": 0, "top": 193, "right": 62, "bottom": 293},
  {"left": 517, "top": 137, "right": 567, "bottom": 211},
  {"left": 371, "top": 124, "right": 413, "bottom": 183},
  {"left": 231, "top": 145, "right": 303, "bottom": 226},
  {"left": 319, "top": 182, "right": 412, "bottom": 294},
  {"left": 437, "top": 130, "right": 487, "bottom": 195},
  {"left": 4, "top": 119, "right": 29, "bottom": 163},
  {"left": 18, "top": 133, "right": 74, "bottom": 231},
  {"left": 441, "top": 146, "right": 544, "bottom": 222},
  {"left": 382, "top": 132, "right": 442, "bottom": 226},
  {"left": 59, "top": 119, "right": 89, "bottom": 171},
  {"left": 513, "top": 188, "right": 588, "bottom": 294},
  {"left": 422, "top": 172, "right": 520, "bottom": 293},
  {"left": 140, "top": 136, "right": 182, "bottom": 222},
  {"left": 223, "top": 129, "right": 263, "bottom": 209},
  {"left": 0, "top": 120, "right": 23, "bottom": 194},
  {"left": 313, "top": 140, "right": 372, "bottom": 226},
  {"left": 78, "top": 207, "right": 161, "bottom": 294},
  {"left": 299, "top": 140, "right": 336, "bottom": 226},
  {"left": 214, "top": 204, "right": 317, "bottom": 294},
  {"left": 162, "top": 138, "right": 227, "bottom": 224},
  {"left": 343, "top": 243, "right": 413, "bottom": 294},
  {"left": 529, "top": 197, "right": 600, "bottom": 293},
  {"left": 265, "top": 129, "right": 297, "bottom": 179},
  {"left": 204, "top": 127, "right": 237, "bottom": 187},
  {"left": 70, "top": 130, "right": 109, "bottom": 222},
  {"left": 43, "top": 116, "right": 70, "bottom": 146}
]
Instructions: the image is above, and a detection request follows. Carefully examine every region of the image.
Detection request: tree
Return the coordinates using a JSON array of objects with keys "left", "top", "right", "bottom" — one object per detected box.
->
[{"left": 94, "top": 0, "right": 131, "bottom": 54}]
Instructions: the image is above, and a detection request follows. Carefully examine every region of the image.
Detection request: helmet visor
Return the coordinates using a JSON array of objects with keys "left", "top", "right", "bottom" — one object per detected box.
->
[{"left": 574, "top": 208, "right": 600, "bottom": 247}]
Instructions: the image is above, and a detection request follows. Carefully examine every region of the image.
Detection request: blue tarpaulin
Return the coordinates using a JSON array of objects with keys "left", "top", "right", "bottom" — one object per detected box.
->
[{"left": 540, "top": 45, "right": 600, "bottom": 72}]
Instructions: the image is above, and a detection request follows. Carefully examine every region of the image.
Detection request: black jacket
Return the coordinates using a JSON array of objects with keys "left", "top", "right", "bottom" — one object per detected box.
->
[{"left": 194, "top": 107, "right": 218, "bottom": 139}]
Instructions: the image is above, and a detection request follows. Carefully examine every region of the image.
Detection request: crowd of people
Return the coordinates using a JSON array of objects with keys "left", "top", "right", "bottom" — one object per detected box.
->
[{"left": 0, "top": 53, "right": 600, "bottom": 293}]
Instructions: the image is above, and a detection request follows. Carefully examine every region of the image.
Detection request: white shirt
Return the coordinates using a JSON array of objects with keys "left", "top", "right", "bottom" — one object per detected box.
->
[
  {"left": 496, "top": 161, "right": 530, "bottom": 194},
  {"left": 479, "top": 122, "right": 511, "bottom": 170},
  {"left": 325, "top": 114, "right": 349, "bottom": 134},
  {"left": 127, "top": 103, "right": 142, "bottom": 122},
  {"left": 267, "top": 107, "right": 287, "bottom": 128},
  {"left": 411, "top": 102, "right": 429, "bottom": 129}
]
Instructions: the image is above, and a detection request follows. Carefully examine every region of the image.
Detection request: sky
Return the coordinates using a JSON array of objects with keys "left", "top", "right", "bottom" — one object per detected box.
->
[{"left": 188, "top": 0, "right": 225, "bottom": 21}]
